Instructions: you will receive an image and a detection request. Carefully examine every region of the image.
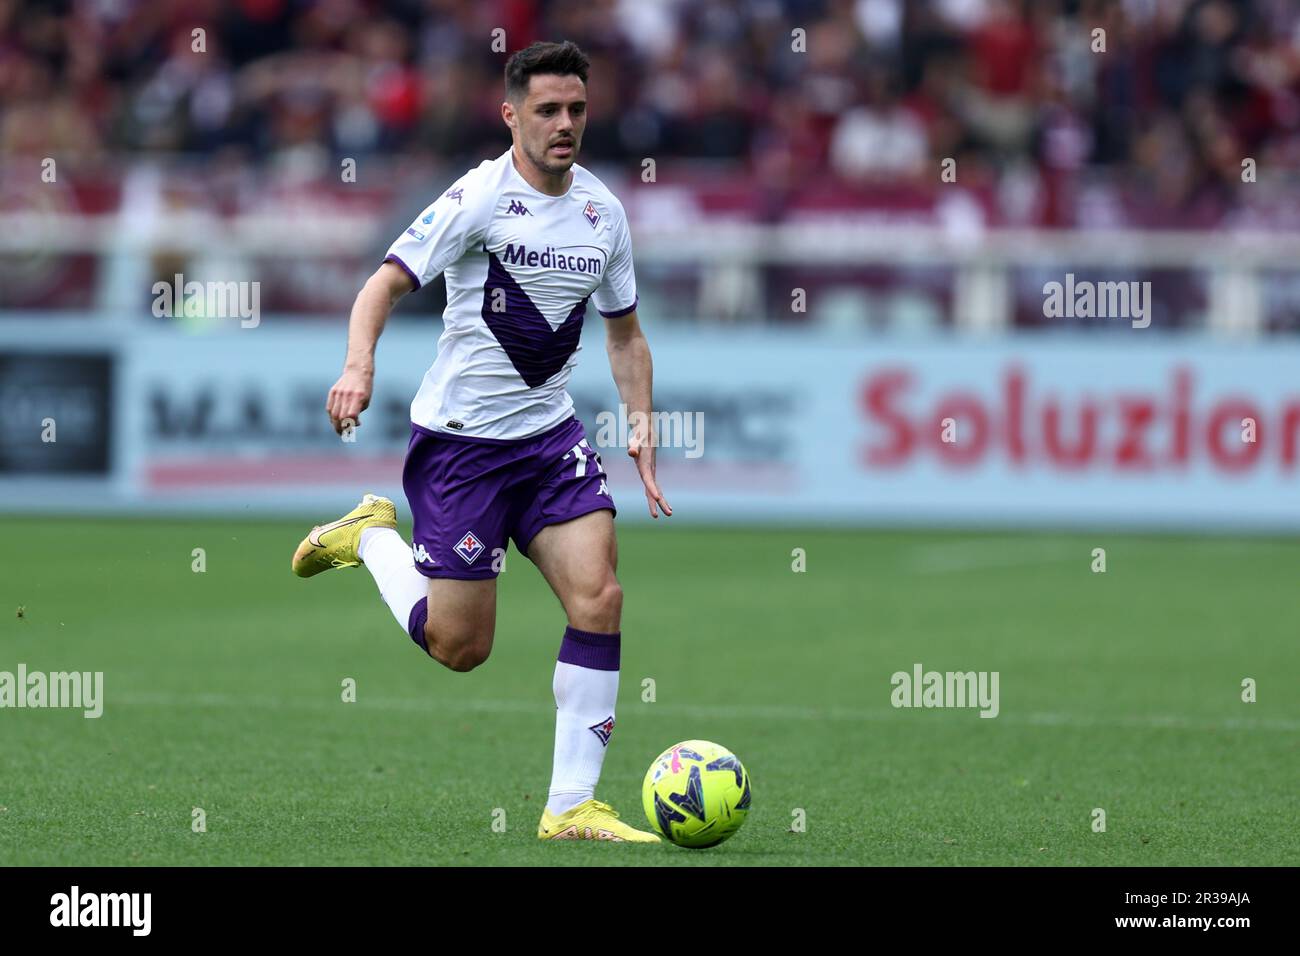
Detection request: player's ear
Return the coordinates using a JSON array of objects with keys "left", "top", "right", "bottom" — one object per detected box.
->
[{"left": 501, "top": 100, "right": 515, "bottom": 129}]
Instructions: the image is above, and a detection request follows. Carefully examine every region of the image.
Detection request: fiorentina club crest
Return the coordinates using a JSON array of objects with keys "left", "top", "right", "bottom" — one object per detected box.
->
[
  {"left": 588, "top": 715, "right": 615, "bottom": 746},
  {"left": 454, "top": 530, "right": 485, "bottom": 564},
  {"left": 583, "top": 200, "right": 600, "bottom": 228}
]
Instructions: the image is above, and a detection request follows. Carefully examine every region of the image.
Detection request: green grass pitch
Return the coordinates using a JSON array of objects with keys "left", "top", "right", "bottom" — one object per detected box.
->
[{"left": 2, "top": 515, "right": 1296, "bottom": 866}]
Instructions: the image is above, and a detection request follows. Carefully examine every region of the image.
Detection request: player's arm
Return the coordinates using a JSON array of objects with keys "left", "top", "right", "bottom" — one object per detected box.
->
[
  {"left": 605, "top": 309, "right": 671, "bottom": 518},
  {"left": 326, "top": 261, "right": 415, "bottom": 435},
  {"left": 327, "top": 174, "right": 485, "bottom": 435}
]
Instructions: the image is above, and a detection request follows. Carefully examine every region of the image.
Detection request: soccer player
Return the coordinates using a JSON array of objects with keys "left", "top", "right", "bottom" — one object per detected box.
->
[{"left": 291, "top": 41, "right": 670, "bottom": 843}]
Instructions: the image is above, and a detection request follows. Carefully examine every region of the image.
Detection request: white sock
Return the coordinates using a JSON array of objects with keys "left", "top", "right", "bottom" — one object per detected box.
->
[
  {"left": 359, "top": 527, "right": 427, "bottom": 634},
  {"left": 547, "top": 660, "right": 619, "bottom": 816}
]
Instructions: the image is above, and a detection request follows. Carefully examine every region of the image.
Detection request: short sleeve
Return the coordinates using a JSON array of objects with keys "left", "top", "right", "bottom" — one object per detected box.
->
[
  {"left": 592, "top": 206, "right": 638, "bottom": 318},
  {"left": 384, "top": 180, "right": 488, "bottom": 290}
]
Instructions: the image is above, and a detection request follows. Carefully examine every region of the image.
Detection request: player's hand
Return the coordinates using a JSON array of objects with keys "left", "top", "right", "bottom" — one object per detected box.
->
[
  {"left": 327, "top": 367, "right": 372, "bottom": 435},
  {"left": 628, "top": 431, "right": 672, "bottom": 519}
]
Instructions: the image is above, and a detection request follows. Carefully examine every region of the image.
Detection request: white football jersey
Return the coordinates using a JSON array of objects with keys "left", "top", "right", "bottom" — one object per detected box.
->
[{"left": 384, "top": 147, "right": 638, "bottom": 440}]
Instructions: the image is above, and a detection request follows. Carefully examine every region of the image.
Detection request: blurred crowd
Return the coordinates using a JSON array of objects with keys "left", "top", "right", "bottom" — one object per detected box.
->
[{"left": 2, "top": 0, "right": 1299, "bottom": 226}]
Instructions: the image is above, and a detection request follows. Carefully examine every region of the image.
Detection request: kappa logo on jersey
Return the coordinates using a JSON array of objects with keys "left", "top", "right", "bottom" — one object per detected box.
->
[
  {"left": 588, "top": 715, "right": 615, "bottom": 746},
  {"left": 412, "top": 543, "right": 434, "bottom": 565},
  {"left": 506, "top": 199, "right": 532, "bottom": 216},
  {"left": 583, "top": 200, "right": 600, "bottom": 228},
  {"left": 445, "top": 187, "right": 464, "bottom": 205},
  {"left": 454, "top": 530, "right": 485, "bottom": 564}
]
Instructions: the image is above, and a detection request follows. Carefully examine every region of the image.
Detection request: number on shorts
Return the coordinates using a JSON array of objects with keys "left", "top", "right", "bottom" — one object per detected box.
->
[{"left": 565, "top": 439, "right": 601, "bottom": 478}]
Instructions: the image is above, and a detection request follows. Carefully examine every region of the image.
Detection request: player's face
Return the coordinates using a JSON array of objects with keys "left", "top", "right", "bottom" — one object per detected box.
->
[{"left": 515, "top": 73, "right": 587, "bottom": 175}]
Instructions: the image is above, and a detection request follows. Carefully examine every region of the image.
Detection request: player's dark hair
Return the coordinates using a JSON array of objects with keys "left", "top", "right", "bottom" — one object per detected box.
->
[{"left": 504, "top": 41, "right": 589, "bottom": 103}]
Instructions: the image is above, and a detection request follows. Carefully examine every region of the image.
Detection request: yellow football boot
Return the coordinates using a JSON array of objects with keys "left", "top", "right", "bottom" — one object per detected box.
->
[
  {"left": 291, "top": 493, "right": 397, "bottom": 578},
  {"left": 537, "top": 799, "right": 661, "bottom": 843}
]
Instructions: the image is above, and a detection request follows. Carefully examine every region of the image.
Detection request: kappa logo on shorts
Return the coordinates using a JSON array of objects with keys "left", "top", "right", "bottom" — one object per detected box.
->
[
  {"left": 412, "top": 543, "right": 434, "bottom": 565},
  {"left": 454, "top": 531, "right": 485, "bottom": 564},
  {"left": 588, "top": 715, "right": 615, "bottom": 746}
]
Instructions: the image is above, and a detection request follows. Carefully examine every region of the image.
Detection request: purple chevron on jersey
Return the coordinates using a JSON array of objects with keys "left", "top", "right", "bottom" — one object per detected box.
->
[{"left": 481, "top": 250, "right": 587, "bottom": 388}]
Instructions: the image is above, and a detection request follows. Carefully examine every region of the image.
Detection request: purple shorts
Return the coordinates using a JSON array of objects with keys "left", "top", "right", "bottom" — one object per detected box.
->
[{"left": 402, "top": 416, "right": 616, "bottom": 580}]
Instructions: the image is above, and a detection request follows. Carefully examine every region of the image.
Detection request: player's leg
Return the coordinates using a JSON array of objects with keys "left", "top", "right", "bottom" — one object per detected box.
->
[
  {"left": 292, "top": 497, "right": 499, "bottom": 672},
  {"left": 294, "top": 425, "right": 508, "bottom": 672},
  {"left": 525, "top": 511, "right": 654, "bottom": 840},
  {"left": 391, "top": 423, "right": 513, "bottom": 671},
  {"left": 528, "top": 508, "right": 621, "bottom": 632},
  {"left": 509, "top": 419, "right": 656, "bottom": 841},
  {"left": 357, "top": 526, "right": 497, "bottom": 671},
  {"left": 412, "top": 578, "right": 496, "bottom": 671}
]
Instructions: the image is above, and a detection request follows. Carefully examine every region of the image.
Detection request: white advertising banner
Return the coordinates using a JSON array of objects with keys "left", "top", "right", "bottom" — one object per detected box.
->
[{"left": 2, "top": 320, "right": 1298, "bottom": 529}]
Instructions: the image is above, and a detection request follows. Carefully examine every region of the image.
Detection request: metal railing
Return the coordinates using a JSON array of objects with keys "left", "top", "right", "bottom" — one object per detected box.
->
[{"left": 3, "top": 212, "right": 1298, "bottom": 332}]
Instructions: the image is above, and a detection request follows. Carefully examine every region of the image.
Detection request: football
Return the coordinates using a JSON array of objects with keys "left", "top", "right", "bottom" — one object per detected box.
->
[{"left": 642, "top": 740, "right": 751, "bottom": 848}]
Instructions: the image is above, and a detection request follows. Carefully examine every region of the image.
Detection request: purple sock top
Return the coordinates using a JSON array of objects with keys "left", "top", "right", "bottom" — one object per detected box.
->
[
  {"left": 558, "top": 626, "right": 621, "bottom": 671},
  {"left": 407, "top": 597, "right": 429, "bottom": 652}
]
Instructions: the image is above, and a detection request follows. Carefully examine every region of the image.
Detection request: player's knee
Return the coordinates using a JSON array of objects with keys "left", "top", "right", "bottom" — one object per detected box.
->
[
  {"left": 601, "top": 580, "right": 624, "bottom": 621},
  {"left": 572, "top": 578, "right": 622, "bottom": 631},
  {"left": 442, "top": 643, "right": 491, "bottom": 672},
  {"left": 424, "top": 622, "right": 492, "bottom": 672},
  {"left": 428, "top": 639, "right": 491, "bottom": 672}
]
